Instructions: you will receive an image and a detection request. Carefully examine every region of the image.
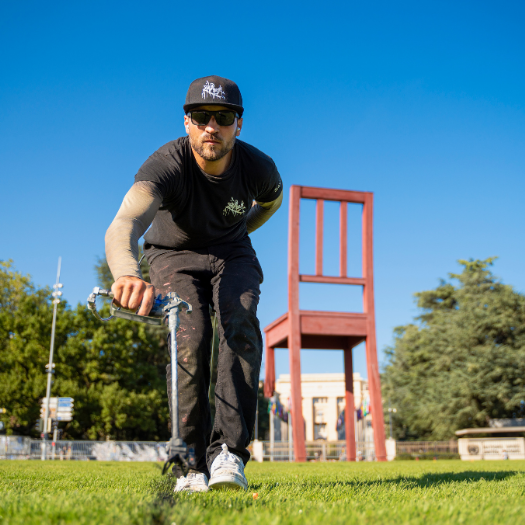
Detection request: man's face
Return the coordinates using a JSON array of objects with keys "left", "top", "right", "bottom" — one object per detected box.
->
[{"left": 184, "top": 105, "right": 243, "bottom": 162}]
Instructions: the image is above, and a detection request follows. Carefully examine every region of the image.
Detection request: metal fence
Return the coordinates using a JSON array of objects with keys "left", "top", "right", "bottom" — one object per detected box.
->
[
  {"left": 32, "top": 440, "right": 169, "bottom": 461},
  {"left": 0, "top": 436, "right": 32, "bottom": 459},
  {"left": 396, "top": 440, "right": 458, "bottom": 456},
  {"left": 260, "top": 440, "right": 458, "bottom": 461},
  {"left": 1, "top": 436, "right": 458, "bottom": 462},
  {"left": 1, "top": 437, "right": 168, "bottom": 462}
]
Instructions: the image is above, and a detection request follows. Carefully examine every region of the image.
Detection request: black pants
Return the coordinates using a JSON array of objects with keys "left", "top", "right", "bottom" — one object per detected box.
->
[{"left": 146, "top": 238, "right": 263, "bottom": 476}]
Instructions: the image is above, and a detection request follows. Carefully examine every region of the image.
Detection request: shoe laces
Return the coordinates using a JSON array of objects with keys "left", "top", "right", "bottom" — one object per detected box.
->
[
  {"left": 188, "top": 473, "right": 207, "bottom": 486},
  {"left": 212, "top": 444, "right": 244, "bottom": 474}
]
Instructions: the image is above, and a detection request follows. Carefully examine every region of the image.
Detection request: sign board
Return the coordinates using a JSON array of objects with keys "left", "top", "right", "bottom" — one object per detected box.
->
[
  {"left": 58, "top": 398, "right": 74, "bottom": 408},
  {"left": 458, "top": 437, "right": 525, "bottom": 460},
  {"left": 40, "top": 398, "right": 74, "bottom": 422},
  {"left": 40, "top": 407, "right": 57, "bottom": 419},
  {"left": 41, "top": 398, "right": 58, "bottom": 407},
  {"left": 40, "top": 397, "right": 73, "bottom": 406}
]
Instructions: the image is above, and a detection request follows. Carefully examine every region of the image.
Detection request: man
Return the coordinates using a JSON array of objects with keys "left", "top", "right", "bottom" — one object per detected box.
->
[{"left": 105, "top": 76, "right": 282, "bottom": 492}]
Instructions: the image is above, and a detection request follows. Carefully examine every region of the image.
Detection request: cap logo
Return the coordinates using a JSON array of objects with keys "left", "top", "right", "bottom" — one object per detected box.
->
[{"left": 202, "top": 81, "right": 226, "bottom": 101}]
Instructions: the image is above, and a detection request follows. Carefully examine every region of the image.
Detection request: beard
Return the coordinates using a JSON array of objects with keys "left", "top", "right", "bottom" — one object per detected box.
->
[{"left": 189, "top": 132, "right": 236, "bottom": 162}]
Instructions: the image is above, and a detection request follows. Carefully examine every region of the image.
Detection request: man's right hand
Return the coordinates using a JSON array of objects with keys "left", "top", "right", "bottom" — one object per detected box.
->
[{"left": 111, "top": 276, "right": 156, "bottom": 316}]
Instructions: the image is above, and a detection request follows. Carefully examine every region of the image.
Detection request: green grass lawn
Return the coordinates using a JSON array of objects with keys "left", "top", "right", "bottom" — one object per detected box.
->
[{"left": 1, "top": 459, "right": 524, "bottom": 524}]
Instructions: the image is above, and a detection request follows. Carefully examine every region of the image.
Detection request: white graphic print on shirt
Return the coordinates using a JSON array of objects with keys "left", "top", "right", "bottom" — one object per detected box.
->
[{"left": 223, "top": 197, "right": 247, "bottom": 216}]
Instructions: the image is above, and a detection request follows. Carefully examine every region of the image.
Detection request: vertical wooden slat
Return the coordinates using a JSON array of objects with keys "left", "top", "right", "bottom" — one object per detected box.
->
[
  {"left": 362, "top": 193, "right": 387, "bottom": 461},
  {"left": 315, "top": 199, "right": 324, "bottom": 276},
  {"left": 340, "top": 201, "right": 348, "bottom": 277},
  {"left": 344, "top": 345, "right": 356, "bottom": 461},
  {"left": 288, "top": 185, "right": 306, "bottom": 462}
]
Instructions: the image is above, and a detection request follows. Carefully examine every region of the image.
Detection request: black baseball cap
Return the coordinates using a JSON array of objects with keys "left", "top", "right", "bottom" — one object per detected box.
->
[{"left": 183, "top": 75, "right": 244, "bottom": 116}]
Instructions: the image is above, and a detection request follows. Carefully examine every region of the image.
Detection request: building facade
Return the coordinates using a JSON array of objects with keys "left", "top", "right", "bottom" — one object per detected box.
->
[{"left": 273, "top": 373, "right": 370, "bottom": 442}]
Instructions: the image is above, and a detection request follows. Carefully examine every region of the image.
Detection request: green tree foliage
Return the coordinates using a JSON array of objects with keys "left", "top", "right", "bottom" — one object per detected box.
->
[
  {"left": 2, "top": 255, "right": 265, "bottom": 441},
  {"left": 382, "top": 258, "right": 525, "bottom": 440},
  {"left": 0, "top": 260, "right": 170, "bottom": 440},
  {"left": 56, "top": 303, "right": 169, "bottom": 440},
  {"left": 0, "top": 261, "right": 60, "bottom": 436}
]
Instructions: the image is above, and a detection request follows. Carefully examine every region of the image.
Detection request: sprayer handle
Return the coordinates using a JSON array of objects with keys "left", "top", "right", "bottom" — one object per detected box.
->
[{"left": 87, "top": 287, "right": 115, "bottom": 322}]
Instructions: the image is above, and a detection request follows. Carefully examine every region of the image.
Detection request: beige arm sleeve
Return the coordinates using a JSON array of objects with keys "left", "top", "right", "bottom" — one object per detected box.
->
[
  {"left": 105, "top": 181, "right": 162, "bottom": 282},
  {"left": 246, "top": 191, "right": 283, "bottom": 234}
]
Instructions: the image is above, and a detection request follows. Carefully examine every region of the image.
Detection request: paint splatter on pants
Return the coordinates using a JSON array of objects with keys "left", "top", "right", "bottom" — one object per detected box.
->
[{"left": 146, "top": 238, "right": 263, "bottom": 476}]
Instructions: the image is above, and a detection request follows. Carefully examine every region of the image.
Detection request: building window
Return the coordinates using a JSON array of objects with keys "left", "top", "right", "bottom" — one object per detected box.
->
[
  {"left": 313, "top": 397, "right": 328, "bottom": 423},
  {"left": 313, "top": 397, "right": 328, "bottom": 440},
  {"left": 314, "top": 423, "right": 327, "bottom": 440}
]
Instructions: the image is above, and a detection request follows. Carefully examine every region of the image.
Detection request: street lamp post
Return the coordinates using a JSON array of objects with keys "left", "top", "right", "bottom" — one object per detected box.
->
[{"left": 41, "top": 257, "right": 63, "bottom": 461}]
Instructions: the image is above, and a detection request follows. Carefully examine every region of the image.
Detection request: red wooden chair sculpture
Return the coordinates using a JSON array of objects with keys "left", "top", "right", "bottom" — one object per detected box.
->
[{"left": 263, "top": 185, "right": 387, "bottom": 462}]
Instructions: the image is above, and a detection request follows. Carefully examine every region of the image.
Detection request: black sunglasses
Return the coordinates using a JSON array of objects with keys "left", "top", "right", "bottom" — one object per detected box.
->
[{"left": 188, "top": 110, "right": 239, "bottom": 127}]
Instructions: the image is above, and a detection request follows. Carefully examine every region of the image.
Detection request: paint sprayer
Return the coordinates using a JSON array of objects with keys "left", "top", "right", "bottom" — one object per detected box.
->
[{"left": 87, "top": 286, "right": 194, "bottom": 475}]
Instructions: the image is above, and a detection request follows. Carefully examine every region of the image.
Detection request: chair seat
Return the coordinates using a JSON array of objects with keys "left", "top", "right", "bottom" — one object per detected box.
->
[{"left": 264, "top": 310, "right": 368, "bottom": 349}]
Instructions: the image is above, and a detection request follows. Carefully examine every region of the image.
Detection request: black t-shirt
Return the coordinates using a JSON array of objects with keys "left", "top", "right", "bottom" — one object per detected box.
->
[{"left": 134, "top": 136, "right": 283, "bottom": 250}]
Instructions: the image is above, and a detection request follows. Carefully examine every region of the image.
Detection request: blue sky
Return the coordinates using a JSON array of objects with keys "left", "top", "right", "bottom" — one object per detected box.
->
[{"left": 1, "top": 1, "right": 524, "bottom": 380}]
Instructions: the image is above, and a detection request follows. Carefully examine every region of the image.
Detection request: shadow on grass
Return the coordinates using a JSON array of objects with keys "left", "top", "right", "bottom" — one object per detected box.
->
[
  {"left": 398, "top": 470, "right": 519, "bottom": 488},
  {"left": 135, "top": 469, "right": 521, "bottom": 524},
  {"left": 150, "top": 473, "right": 178, "bottom": 506},
  {"left": 248, "top": 470, "right": 520, "bottom": 491},
  {"left": 409, "top": 470, "right": 519, "bottom": 487},
  {"left": 131, "top": 474, "right": 179, "bottom": 525}
]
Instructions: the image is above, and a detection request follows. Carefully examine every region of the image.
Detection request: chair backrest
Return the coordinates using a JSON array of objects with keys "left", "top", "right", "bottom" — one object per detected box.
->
[{"left": 288, "top": 185, "right": 375, "bottom": 314}]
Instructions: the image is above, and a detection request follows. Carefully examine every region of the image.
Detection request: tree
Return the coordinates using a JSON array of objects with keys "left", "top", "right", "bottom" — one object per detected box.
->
[
  {"left": 0, "top": 260, "right": 170, "bottom": 440},
  {"left": 55, "top": 302, "right": 170, "bottom": 440},
  {"left": 382, "top": 258, "right": 525, "bottom": 441},
  {"left": 0, "top": 260, "right": 61, "bottom": 436},
  {"left": 2, "top": 255, "right": 263, "bottom": 441}
]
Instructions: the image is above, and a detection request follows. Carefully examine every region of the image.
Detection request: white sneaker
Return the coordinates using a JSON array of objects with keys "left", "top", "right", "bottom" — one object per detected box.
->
[
  {"left": 173, "top": 472, "right": 209, "bottom": 493},
  {"left": 208, "top": 444, "right": 248, "bottom": 491}
]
